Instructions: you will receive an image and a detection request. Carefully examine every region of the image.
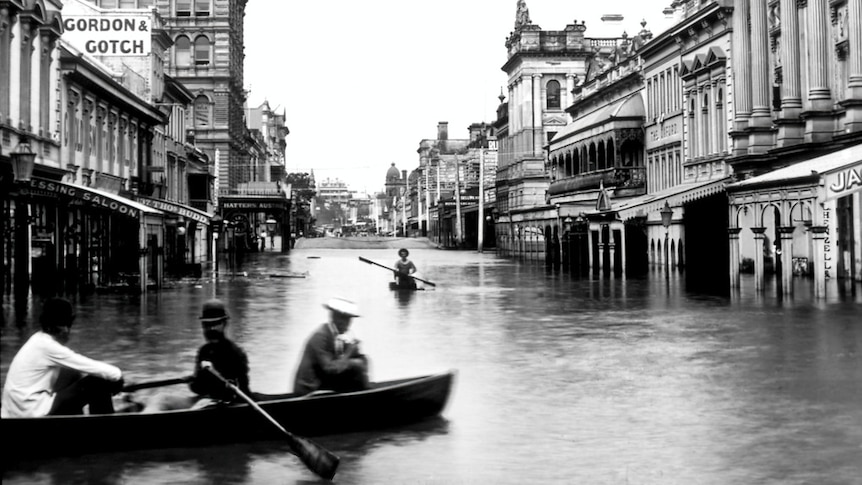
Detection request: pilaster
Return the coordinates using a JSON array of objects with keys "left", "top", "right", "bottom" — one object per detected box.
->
[
  {"left": 778, "top": 226, "right": 795, "bottom": 295},
  {"left": 728, "top": 227, "right": 742, "bottom": 288},
  {"left": 804, "top": 0, "right": 835, "bottom": 142},
  {"left": 810, "top": 225, "right": 828, "bottom": 298},
  {"left": 842, "top": 0, "right": 862, "bottom": 132},
  {"left": 532, "top": 73, "right": 543, "bottom": 156}
]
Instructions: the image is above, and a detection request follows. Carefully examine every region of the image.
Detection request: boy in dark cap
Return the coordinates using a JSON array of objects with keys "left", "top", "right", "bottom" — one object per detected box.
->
[{"left": 1, "top": 297, "right": 124, "bottom": 417}]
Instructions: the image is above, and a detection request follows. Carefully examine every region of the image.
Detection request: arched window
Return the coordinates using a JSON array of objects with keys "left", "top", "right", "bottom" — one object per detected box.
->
[
  {"left": 546, "top": 80, "right": 561, "bottom": 109},
  {"left": 194, "top": 36, "right": 210, "bottom": 65},
  {"left": 175, "top": 36, "right": 190, "bottom": 67},
  {"left": 194, "top": 95, "right": 210, "bottom": 128}
]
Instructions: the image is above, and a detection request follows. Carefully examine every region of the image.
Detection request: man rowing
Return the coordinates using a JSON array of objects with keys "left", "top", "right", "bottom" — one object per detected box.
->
[{"left": 1, "top": 298, "right": 124, "bottom": 417}]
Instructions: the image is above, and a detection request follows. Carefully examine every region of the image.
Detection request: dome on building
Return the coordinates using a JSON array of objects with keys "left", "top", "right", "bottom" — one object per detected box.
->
[{"left": 385, "top": 163, "right": 401, "bottom": 182}]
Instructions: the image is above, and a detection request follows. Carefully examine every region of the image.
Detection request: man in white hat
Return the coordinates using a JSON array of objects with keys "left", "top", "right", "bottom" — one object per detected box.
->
[{"left": 293, "top": 297, "right": 369, "bottom": 396}]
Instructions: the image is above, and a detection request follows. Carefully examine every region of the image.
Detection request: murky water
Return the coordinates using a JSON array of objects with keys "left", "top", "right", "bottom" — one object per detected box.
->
[{"left": 2, "top": 248, "right": 861, "bottom": 484}]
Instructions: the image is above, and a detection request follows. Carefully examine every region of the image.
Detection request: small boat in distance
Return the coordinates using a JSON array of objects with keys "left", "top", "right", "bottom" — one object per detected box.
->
[
  {"left": 389, "top": 282, "right": 424, "bottom": 291},
  {"left": 2, "top": 371, "right": 455, "bottom": 459}
]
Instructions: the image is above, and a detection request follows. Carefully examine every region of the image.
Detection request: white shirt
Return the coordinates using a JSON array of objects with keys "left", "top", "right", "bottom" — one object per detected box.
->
[{"left": 1, "top": 331, "right": 122, "bottom": 418}]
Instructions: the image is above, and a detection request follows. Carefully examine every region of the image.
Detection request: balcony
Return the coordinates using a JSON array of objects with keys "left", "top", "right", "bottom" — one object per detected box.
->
[{"left": 548, "top": 167, "right": 646, "bottom": 196}]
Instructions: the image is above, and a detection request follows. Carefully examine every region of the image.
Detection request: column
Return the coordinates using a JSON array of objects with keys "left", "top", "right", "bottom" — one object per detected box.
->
[
  {"left": 587, "top": 225, "right": 594, "bottom": 271},
  {"left": 565, "top": 74, "right": 576, "bottom": 110},
  {"left": 523, "top": 75, "right": 533, "bottom": 157},
  {"left": 810, "top": 225, "right": 828, "bottom": 298},
  {"left": 844, "top": 0, "right": 862, "bottom": 132},
  {"left": 608, "top": 225, "right": 616, "bottom": 276},
  {"left": 732, "top": 0, "right": 752, "bottom": 155},
  {"left": 533, "top": 73, "right": 543, "bottom": 157},
  {"left": 805, "top": 0, "right": 834, "bottom": 142},
  {"left": 777, "top": 0, "right": 804, "bottom": 145},
  {"left": 751, "top": 227, "right": 767, "bottom": 291},
  {"left": 728, "top": 227, "right": 742, "bottom": 289},
  {"left": 778, "top": 226, "right": 795, "bottom": 295},
  {"left": 749, "top": 0, "right": 774, "bottom": 152},
  {"left": 597, "top": 225, "right": 606, "bottom": 275}
]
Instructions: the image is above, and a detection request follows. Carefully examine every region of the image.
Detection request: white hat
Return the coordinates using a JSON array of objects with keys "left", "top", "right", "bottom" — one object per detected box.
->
[{"left": 324, "top": 297, "right": 360, "bottom": 317}]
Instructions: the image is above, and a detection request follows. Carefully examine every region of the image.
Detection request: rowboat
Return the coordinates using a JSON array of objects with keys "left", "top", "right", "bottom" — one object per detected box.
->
[
  {"left": 3, "top": 370, "right": 455, "bottom": 458},
  {"left": 389, "top": 282, "right": 424, "bottom": 291}
]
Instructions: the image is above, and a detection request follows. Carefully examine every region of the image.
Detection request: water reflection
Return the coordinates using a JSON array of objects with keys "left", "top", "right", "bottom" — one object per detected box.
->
[{"left": 2, "top": 248, "right": 861, "bottom": 484}]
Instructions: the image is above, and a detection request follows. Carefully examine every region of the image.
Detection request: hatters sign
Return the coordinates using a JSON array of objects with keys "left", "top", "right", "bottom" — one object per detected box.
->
[
  {"left": 63, "top": 15, "right": 151, "bottom": 56},
  {"left": 26, "top": 179, "right": 141, "bottom": 219},
  {"left": 824, "top": 162, "right": 862, "bottom": 201}
]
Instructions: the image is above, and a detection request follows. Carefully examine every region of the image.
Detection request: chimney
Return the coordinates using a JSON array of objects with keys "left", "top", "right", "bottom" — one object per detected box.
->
[{"left": 437, "top": 121, "right": 448, "bottom": 141}]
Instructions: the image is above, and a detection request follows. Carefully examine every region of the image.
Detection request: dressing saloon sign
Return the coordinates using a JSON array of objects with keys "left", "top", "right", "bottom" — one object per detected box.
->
[
  {"left": 63, "top": 15, "right": 151, "bottom": 56},
  {"left": 824, "top": 162, "right": 862, "bottom": 201}
]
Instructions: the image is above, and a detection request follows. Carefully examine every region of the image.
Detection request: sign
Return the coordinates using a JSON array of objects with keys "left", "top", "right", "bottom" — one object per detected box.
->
[
  {"left": 223, "top": 201, "right": 286, "bottom": 210},
  {"left": 26, "top": 179, "right": 142, "bottom": 219},
  {"left": 63, "top": 15, "right": 151, "bottom": 56},
  {"left": 137, "top": 197, "right": 210, "bottom": 225},
  {"left": 824, "top": 162, "right": 862, "bottom": 200}
]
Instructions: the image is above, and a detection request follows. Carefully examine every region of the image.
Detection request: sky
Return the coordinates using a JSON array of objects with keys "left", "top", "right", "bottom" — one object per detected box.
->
[{"left": 243, "top": 0, "right": 676, "bottom": 196}]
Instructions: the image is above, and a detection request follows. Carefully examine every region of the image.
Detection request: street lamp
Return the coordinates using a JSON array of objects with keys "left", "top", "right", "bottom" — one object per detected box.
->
[
  {"left": 11, "top": 136, "right": 37, "bottom": 183},
  {"left": 660, "top": 201, "right": 673, "bottom": 279}
]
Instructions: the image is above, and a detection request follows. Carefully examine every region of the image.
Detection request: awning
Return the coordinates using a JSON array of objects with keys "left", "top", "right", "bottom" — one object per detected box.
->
[
  {"left": 728, "top": 145, "right": 862, "bottom": 198},
  {"left": 27, "top": 178, "right": 162, "bottom": 220},
  {"left": 136, "top": 196, "right": 213, "bottom": 225},
  {"left": 550, "top": 93, "right": 644, "bottom": 150},
  {"left": 615, "top": 177, "right": 731, "bottom": 220}
]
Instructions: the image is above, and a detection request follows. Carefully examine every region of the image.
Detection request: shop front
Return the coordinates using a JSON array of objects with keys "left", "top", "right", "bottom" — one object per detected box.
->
[
  {"left": 727, "top": 146, "right": 862, "bottom": 298},
  {"left": 136, "top": 197, "right": 212, "bottom": 278},
  {"left": 6, "top": 177, "right": 164, "bottom": 296}
]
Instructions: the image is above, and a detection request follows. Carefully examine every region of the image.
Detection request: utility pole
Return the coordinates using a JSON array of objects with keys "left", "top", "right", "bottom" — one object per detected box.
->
[
  {"left": 478, "top": 147, "right": 485, "bottom": 253},
  {"left": 454, "top": 156, "right": 463, "bottom": 246}
]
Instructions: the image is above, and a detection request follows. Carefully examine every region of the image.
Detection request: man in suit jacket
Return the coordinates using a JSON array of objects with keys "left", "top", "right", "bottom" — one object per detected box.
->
[{"left": 293, "top": 298, "right": 369, "bottom": 395}]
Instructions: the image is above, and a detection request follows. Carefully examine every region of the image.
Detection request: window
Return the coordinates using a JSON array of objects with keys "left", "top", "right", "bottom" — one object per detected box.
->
[
  {"left": 194, "top": 36, "right": 210, "bottom": 65},
  {"left": 101, "top": 0, "right": 118, "bottom": 7},
  {"left": 175, "top": 36, "right": 190, "bottom": 67},
  {"left": 176, "top": 0, "right": 191, "bottom": 16},
  {"left": 119, "top": 0, "right": 136, "bottom": 8},
  {"left": 194, "top": 95, "right": 210, "bottom": 128},
  {"left": 195, "top": 0, "right": 210, "bottom": 16},
  {"left": 546, "top": 80, "right": 560, "bottom": 109}
]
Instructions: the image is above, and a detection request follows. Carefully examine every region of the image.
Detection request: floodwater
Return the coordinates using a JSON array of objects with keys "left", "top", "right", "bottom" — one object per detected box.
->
[{"left": 2, "top": 247, "right": 861, "bottom": 484}]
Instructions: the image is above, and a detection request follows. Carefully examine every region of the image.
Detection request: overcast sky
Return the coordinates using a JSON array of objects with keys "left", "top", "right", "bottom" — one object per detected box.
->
[{"left": 244, "top": 1, "right": 675, "bottom": 195}]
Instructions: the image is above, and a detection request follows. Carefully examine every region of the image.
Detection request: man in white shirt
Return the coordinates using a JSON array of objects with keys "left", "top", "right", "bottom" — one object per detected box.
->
[{"left": 1, "top": 298, "right": 124, "bottom": 417}]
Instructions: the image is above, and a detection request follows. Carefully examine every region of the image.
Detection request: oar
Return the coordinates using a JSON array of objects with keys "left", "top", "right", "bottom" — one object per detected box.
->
[
  {"left": 202, "top": 365, "right": 339, "bottom": 480},
  {"left": 358, "top": 256, "right": 437, "bottom": 287},
  {"left": 122, "top": 376, "right": 193, "bottom": 392}
]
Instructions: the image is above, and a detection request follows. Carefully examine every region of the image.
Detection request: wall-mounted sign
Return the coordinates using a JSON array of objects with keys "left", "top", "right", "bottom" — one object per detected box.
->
[
  {"left": 824, "top": 162, "right": 862, "bottom": 201},
  {"left": 63, "top": 15, "right": 151, "bottom": 56}
]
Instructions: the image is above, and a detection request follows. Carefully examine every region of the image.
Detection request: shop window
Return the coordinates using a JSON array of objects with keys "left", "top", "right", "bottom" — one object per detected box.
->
[{"left": 194, "top": 36, "right": 210, "bottom": 66}]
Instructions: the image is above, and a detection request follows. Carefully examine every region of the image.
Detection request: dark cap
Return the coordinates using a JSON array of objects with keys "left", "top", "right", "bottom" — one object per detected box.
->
[
  {"left": 40, "top": 297, "right": 76, "bottom": 331},
  {"left": 200, "top": 299, "right": 229, "bottom": 324}
]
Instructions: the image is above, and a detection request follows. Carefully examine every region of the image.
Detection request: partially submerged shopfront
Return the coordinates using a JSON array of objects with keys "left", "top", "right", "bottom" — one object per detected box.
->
[{"left": 727, "top": 146, "right": 862, "bottom": 298}]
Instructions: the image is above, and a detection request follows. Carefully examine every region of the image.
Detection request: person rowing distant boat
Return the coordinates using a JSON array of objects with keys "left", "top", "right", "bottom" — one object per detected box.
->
[
  {"left": 393, "top": 248, "right": 418, "bottom": 289},
  {"left": 1, "top": 298, "right": 124, "bottom": 417}
]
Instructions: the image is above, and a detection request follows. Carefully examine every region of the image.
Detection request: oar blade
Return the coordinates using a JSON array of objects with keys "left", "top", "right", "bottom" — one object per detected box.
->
[{"left": 288, "top": 435, "right": 340, "bottom": 480}]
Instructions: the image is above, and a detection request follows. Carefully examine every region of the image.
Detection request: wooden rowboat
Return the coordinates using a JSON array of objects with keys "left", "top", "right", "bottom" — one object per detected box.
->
[
  {"left": 389, "top": 282, "right": 424, "bottom": 291},
  {"left": 3, "top": 370, "right": 455, "bottom": 458}
]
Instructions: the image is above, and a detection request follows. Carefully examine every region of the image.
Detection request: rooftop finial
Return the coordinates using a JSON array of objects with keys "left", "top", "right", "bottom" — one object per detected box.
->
[{"left": 515, "top": 0, "right": 531, "bottom": 30}]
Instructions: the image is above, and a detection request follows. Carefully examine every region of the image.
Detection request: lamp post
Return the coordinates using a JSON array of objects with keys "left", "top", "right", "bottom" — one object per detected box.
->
[
  {"left": 265, "top": 217, "right": 277, "bottom": 251},
  {"left": 211, "top": 214, "right": 223, "bottom": 278},
  {"left": 11, "top": 136, "right": 37, "bottom": 298},
  {"left": 563, "top": 216, "right": 573, "bottom": 269},
  {"left": 660, "top": 201, "right": 673, "bottom": 280}
]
